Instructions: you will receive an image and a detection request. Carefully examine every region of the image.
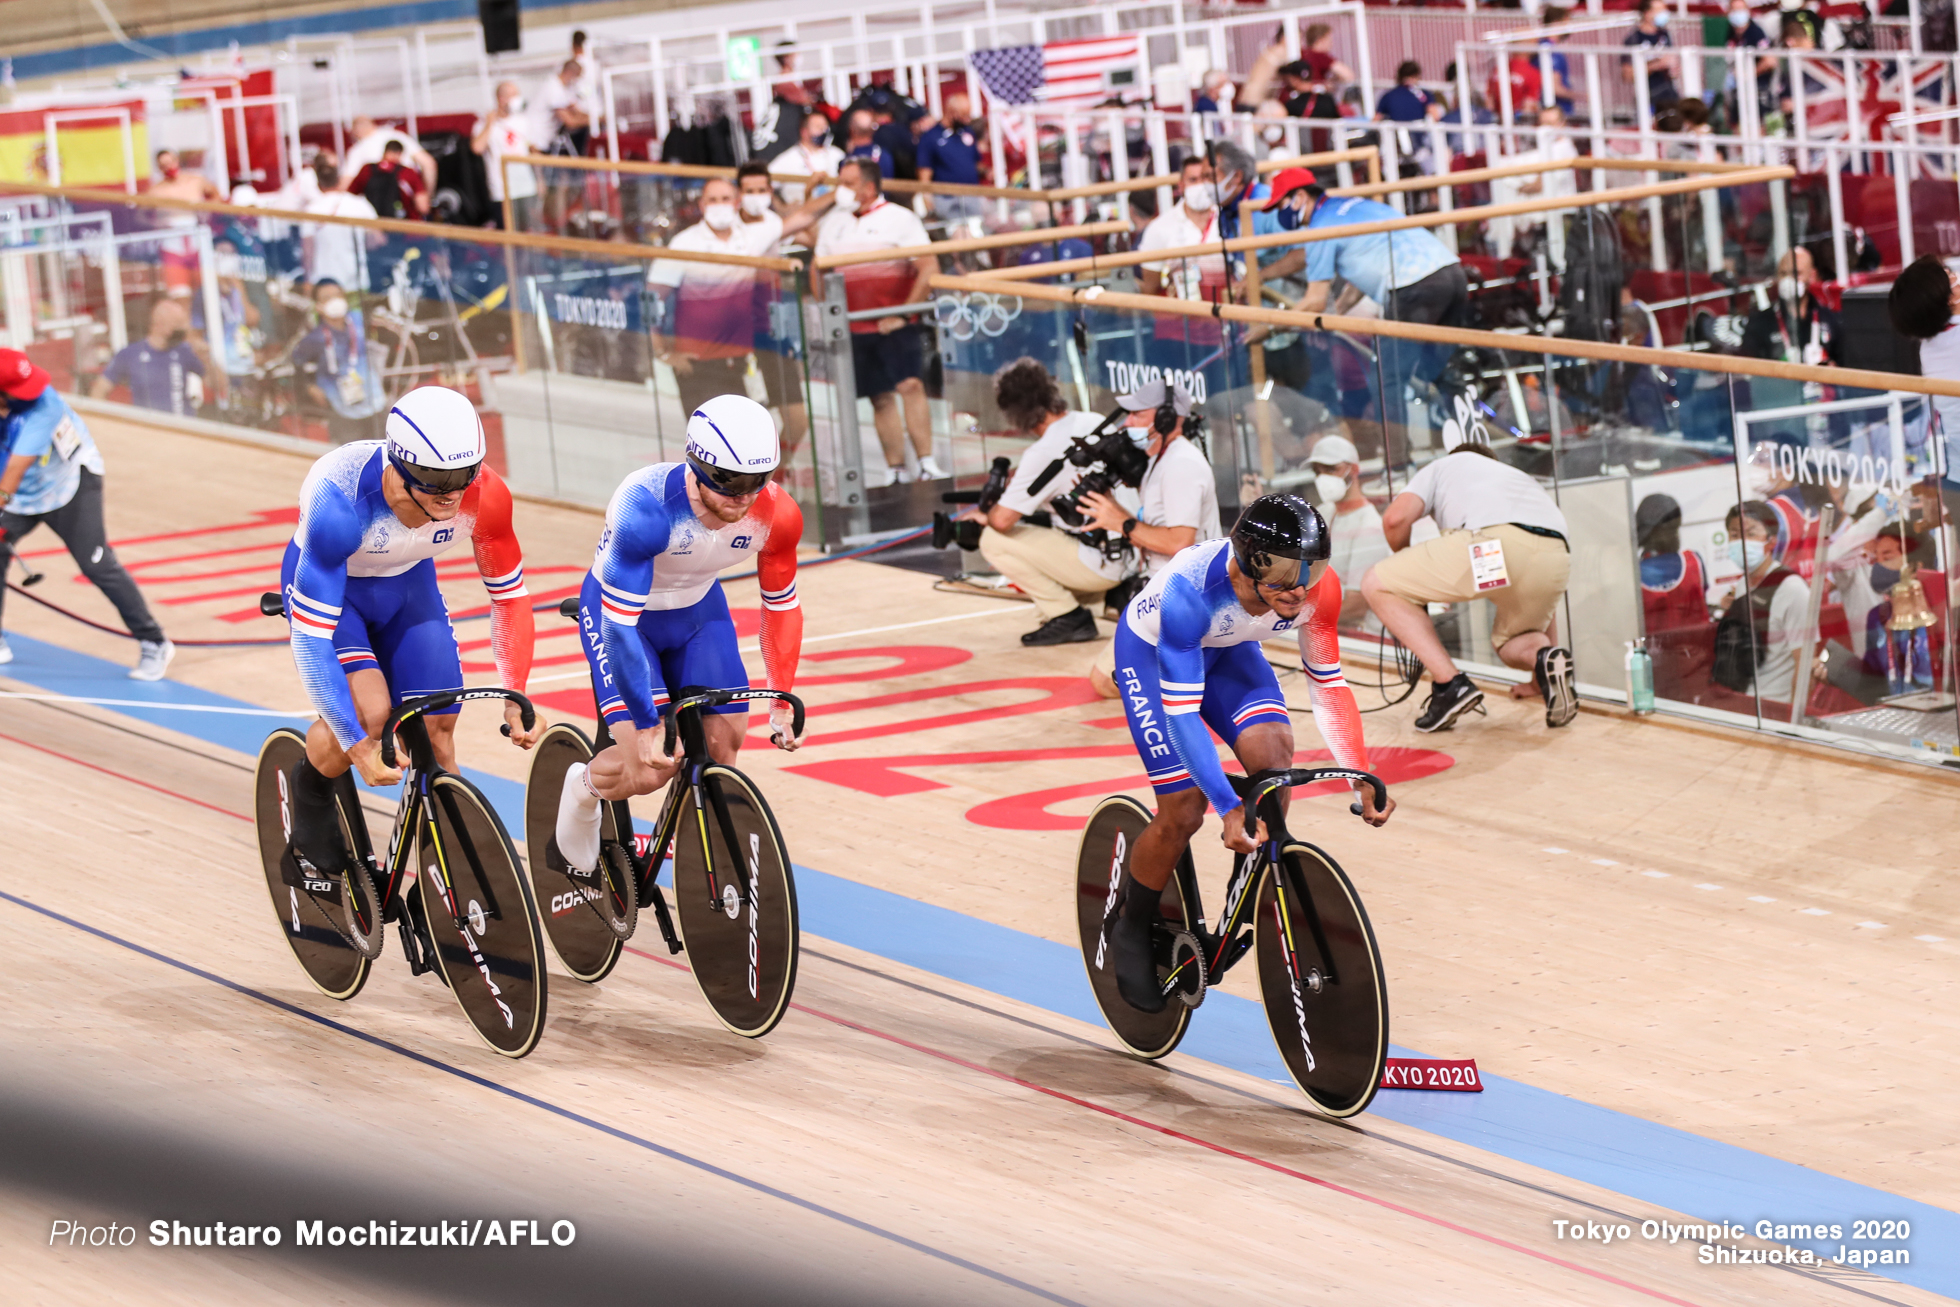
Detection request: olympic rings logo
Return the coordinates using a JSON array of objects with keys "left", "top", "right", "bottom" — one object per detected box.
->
[{"left": 933, "top": 292, "right": 1022, "bottom": 342}]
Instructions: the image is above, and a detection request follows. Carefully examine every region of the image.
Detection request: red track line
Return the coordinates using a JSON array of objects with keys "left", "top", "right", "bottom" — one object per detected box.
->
[
  {"left": 0, "top": 730, "right": 254, "bottom": 824},
  {"left": 622, "top": 944, "right": 1705, "bottom": 1307}
]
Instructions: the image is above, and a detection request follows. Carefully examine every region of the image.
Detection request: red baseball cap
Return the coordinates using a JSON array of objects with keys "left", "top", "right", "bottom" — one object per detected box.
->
[
  {"left": 0, "top": 349, "right": 50, "bottom": 401},
  {"left": 1257, "top": 166, "right": 1322, "bottom": 210}
]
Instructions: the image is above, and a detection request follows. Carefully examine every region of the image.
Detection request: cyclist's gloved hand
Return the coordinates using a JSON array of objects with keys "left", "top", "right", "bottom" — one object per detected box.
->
[{"left": 769, "top": 700, "right": 803, "bottom": 752}]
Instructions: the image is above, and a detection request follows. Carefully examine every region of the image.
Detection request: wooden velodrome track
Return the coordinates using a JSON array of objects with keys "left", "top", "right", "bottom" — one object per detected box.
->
[{"left": 3, "top": 411, "right": 1957, "bottom": 1306}]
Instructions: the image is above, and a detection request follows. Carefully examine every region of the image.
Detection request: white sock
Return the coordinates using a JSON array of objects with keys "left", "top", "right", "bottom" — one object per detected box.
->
[{"left": 571, "top": 762, "right": 602, "bottom": 810}]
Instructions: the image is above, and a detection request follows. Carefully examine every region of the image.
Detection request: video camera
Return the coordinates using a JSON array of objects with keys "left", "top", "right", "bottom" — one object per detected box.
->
[{"left": 931, "top": 456, "right": 1013, "bottom": 551}]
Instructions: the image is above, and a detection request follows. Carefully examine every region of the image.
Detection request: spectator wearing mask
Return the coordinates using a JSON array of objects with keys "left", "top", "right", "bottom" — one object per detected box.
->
[
  {"left": 1307, "top": 434, "right": 1390, "bottom": 628},
  {"left": 301, "top": 158, "right": 379, "bottom": 292},
  {"left": 647, "top": 177, "right": 763, "bottom": 417},
  {"left": 93, "top": 297, "right": 215, "bottom": 417},
  {"left": 1740, "top": 246, "right": 1839, "bottom": 412},
  {"left": 915, "top": 94, "right": 986, "bottom": 220},
  {"left": 473, "top": 81, "right": 538, "bottom": 228},
  {"left": 290, "top": 280, "right": 386, "bottom": 444},
  {"left": 1622, "top": 0, "right": 1682, "bottom": 112},
  {"left": 1360, "top": 437, "right": 1577, "bottom": 732},
  {"left": 0, "top": 350, "right": 173, "bottom": 679},
  {"left": 771, "top": 110, "right": 845, "bottom": 208},
  {"left": 814, "top": 158, "right": 941, "bottom": 484},
  {"left": 973, "top": 360, "right": 1139, "bottom": 646},
  {"left": 347, "top": 138, "right": 428, "bottom": 219},
  {"left": 843, "top": 109, "right": 895, "bottom": 180},
  {"left": 341, "top": 116, "right": 436, "bottom": 194},
  {"left": 1635, "top": 493, "right": 1715, "bottom": 702},
  {"left": 1725, "top": 1, "right": 1777, "bottom": 116},
  {"left": 1193, "top": 70, "right": 1234, "bottom": 115},
  {"left": 1076, "top": 376, "right": 1221, "bottom": 580},
  {"left": 1884, "top": 255, "right": 1960, "bottom": 539},
  {"left": 539, "top": 58, "right": 592, "bottom": 159},
  {"left": 1135, "top": 156, "right": 1228, "bottom": 397},
  {"left": 871, "top": 98, "right": 923, "bottom": 181},
  {"left": 1710, "top": 499, "right": 1811, "bottom": 717},
  {"left": 1737, "top": 431, "right": 1828, "bottom": 580},
  {"left": 735, "top": 162, "right": 812, "bottom": 467},
  {"left": 1857, "top": 528, "right": 1946, "bottom": 694}
]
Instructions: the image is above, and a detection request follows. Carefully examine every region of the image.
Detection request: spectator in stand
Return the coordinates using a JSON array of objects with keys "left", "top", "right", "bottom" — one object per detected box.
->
[
  {"left": 1253, "top": 100, "right": 1299, "bottom": 160},
  {"left": 347, "top": 138, "right": 428, "bottom": 219},
  {"left": 1301, "top": 23, "right": 1356, "bottom": 88},
  {"left": 473, "top": 81, "right": 538, "bottom": 229},
  {"left": 149, "top": 149, "right": 220, "bottom": 300},
  {"left": 1888, "top": 255, "right": 1960, "bottom": 543},
  {"left": 735, "top": 162, "right": 812, "bottom": 467},
  {"left": 1725, "top": 1, "right": 1777, "bottom": 118},
  {"left": 814, "top": 158, "right": 942, "bottom": 484},
  {"left": 539, "top": 58, "right": 592, "bottom": 156},
  {"left": 1440, "top": 63, "right": 1497, "bottom": 153},
  {"left": 871, "top": 96, "right": 923, "bottom": 181},
  {"left": 1711, "top": 499, "right": 1812, "bottom": 718},
  {"left": 770, "top": 109, "right": 844, "bottom": 208},
  {"left": 1308, "top": 434, "right": 1390, "bottom": 629},
  {"left": 1856, "top": 528, "right": 1946, "bottom": 694},
  {"left": 1622, "top": 0, "right": 1682, "bottom": 112},
  {"left": 1773, "top": 13, "right": 1827, "bottom": 128},
  {"left": 916, "top": 94, "right": 986, "bottom": 221},
  {"left": 301, "top": 158, "right": 379, "bottom": 293},
  {"left": 843, "top": 109, "right": 895, "bottom": 180},
  {"left": 568, "top": 30, "right": 601, "bottom": 148},
  {"left": 1535, "top": 8, "right": 1582, "bottom": 117},
  {"left": 1635, "top": 493, "right": 1715, "bottom": 702},
  {"left": 342, "top": 116, "right": 436, "bottom": 194},
  {"left": 1739, "top": 246, "right": 1840, "bottom": 411},
  {"left": 1193, "top": 70, "right": 1234, "bottom": 115},
  {"left": 93, "top": 297, "right": 216, "bottom": 416},
  {"left": 0, "top": 349, "right": 173, "bottom": 678},
  {"left": 1376, "top": 61, "right": 1441, "bottom": 124},
  {"left": 290, "top": 280, "right": 386, "bottom": 444},
  {"left": 1491, "top": 51, "right": 1545, "bottom": 123},
  {"left": 1136, "top": 156, "right": 1227, "bottom": 392},
  {"left": 647, "top": 177, "right": 762, "bottom": 417}
]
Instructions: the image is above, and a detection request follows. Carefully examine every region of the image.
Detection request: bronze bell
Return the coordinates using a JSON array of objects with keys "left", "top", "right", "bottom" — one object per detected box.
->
[{"left": 1886, "top": 569, "right": 1938, "bottom": 632}]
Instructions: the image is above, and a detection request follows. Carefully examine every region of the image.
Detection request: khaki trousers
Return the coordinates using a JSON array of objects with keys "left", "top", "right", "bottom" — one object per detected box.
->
[{"left": 978, "top": 522, "right": 1114, "bottom": 621}]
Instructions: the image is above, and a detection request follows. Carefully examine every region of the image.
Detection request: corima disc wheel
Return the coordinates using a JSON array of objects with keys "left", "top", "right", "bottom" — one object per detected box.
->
[
  {"left": 254, "top": 729, "right": 370, "bottom": 1001},
  {"left": 670, "top": 766, "right": 798, "bottom": 1038},
  {"left": 524, "top": 723, "right": 625, "bottom": 983},
  {"left": 1073, "top": 795, "right": 1193, "bottom": 1061},
  {"left": 1254, "top": 842, "right": 1388, "bottom": 1118},
  {"left": 419, "top": 775, "right": 550, "bottom": 1058}
]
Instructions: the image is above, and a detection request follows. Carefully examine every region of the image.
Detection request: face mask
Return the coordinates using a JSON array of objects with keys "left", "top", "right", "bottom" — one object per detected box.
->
[
  {"left": 1262, "top": 125, "right": 1285, "bottom": 144},
  {"left": 1778, "top": 276, "right": 1803, "bottom": 300},
  {"left": 1728, "top": 539, "right": 1769, "bottom": 571},
  {"left": 741, "top": 192, "right": 772, "bottom": 217},
  {"left": 1183, "top": 183, "right": 1216, "bottom": 213},
  {"left": 702, "top": 202, "right": 737, "bottom": 231},
  {"left": 1275, "top": 199, "right": 1309, "bottom": 232},
  {"left": 320, "top": 297, "right": 349, "bottom": 322},
  {"left": 1653, "top": 10, "right": 1670, "bottom": 25},
  {"left": 1730, "top": 9, "right": 1750, "bottom": 28},
  {"left": 166, "top": 329, "right": 188, "bottom": 348},
  {"left": 215, "top": 251, "right": 242, "bottom": 278},
  {"left": 1871, "top": 564, "right": 1902, "bottom": 591},
  {"left": 160, "top": 164, "right": 179, "bottom": 180},
  {"left": 1314, "top": 473, "right": 1349, "bottom": 505},
  {"left": 832, "top": 187, "right": 858, "bottom": 214},
  {"left": 1742, "top": 460, "right": 1777, "bottom": 495},
  {"left": 507, "top": 94, "right": 525, "bottom": 114}
]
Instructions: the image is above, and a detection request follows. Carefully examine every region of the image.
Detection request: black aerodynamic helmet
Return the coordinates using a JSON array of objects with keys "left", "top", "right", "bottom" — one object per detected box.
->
[{"left": 1231, "top": 493, "right": 1331, "bottom": 591}]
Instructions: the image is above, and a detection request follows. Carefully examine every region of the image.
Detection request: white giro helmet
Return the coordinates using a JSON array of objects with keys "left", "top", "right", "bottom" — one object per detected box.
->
[
  {"left": 385, "top": 386, "right": 486, "bottom": 495},
  {"left": 684, "top": 393, "right": 780, "bottom": 495}
]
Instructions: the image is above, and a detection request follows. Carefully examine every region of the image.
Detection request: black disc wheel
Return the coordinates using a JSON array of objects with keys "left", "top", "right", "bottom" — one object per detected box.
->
[
  {"left": 524, "top": 723, "right": 629, "bottom": 982},
  {"left": 1254, "top": 842, "right": 1388, "bottom": 1118},
  {"left": 1074, "top": 795, "right": 1195, "bottom": 1061},
  {"left": 418, "top": 774, "right": 550, "bottom": 1058},
  {"left": 254, "top": 729, "right": 371, "bottom": 1001},
  {"left": 671, "top": 766, "right": 798, "bottom": 1038}
]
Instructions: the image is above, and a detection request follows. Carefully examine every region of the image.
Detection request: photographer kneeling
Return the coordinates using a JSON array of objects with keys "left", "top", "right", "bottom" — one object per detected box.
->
[{"left": 971, "top": 359, "right": 1140, "bottom": 646}]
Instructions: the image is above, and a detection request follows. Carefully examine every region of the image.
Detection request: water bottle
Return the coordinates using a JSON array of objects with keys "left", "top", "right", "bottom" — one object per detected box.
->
[{"left": 1624, "top": 639, "right": 1656, "bottom": 715}]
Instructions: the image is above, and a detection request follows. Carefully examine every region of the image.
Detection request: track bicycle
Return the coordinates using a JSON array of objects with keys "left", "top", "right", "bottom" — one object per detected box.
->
[
  {"left": 1074, "top": 767, "right": 1391, "bottom": 1118},
  {"left": 252, "top": 592, "right": 550, "bottom": 1058},
  {"left": 524, "top": 599, "right": 805, "bottom": 1038}
]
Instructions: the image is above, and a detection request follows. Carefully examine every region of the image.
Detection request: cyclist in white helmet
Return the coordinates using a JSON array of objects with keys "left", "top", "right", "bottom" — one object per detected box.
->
[
  {"left": 556, "top": 393, "right": 806, "bottom": 873},
  {"left": 280, "top": 384, "right": 544, "bottom": 877}
]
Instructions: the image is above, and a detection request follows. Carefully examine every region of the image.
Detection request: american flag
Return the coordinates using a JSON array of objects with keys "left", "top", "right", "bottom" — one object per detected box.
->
[{"left": 969, "top": 36, "right": 1141, "bottom": 112}]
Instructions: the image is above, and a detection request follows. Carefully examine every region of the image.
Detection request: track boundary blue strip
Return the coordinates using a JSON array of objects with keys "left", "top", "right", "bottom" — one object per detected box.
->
[
  {"left": 0, "top": 886, "right": 1080, "bottom": 1307},
  {"left": 2, "top": 631, "right": 1952, "bottom": 1297}
]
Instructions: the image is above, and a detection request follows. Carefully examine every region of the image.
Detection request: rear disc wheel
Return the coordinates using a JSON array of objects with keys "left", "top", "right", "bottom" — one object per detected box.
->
[
  {"left": 254, "top": 729, "right": 371, "bottom": 1001},
  {"left": 1254, "top": 842, "right": 1388, "bottom": 1118},
  {"left": 1073, "top": 795, "right": 1194, "bottom": 1060},
  {"left": 671, "top": 766, "right": 798, "bottom": 1038},
  {"left": 523, "top": 723, "right": 626, "bottom": 982}
]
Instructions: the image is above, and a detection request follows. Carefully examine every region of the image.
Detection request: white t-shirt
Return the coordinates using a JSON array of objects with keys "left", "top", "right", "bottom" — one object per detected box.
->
[
  {"left": 737, "top": 208, "right": 785, "bottom": 258},
  {"left": 770, "top": 143, "right": 845, "bottom": 206},
  {"left": 647, "top": 222, "right": 758, "bottom": 358},
  {"left": 343, "top": 128, "right": 417, "bottom": 179},
  {"left": 1137, "top": 435, "right": 1221, "bottom": 575},
  {"left": 1751, "top": 571, "right": 1811, "bottom": 703},
  {"left": 479, "top": 113, "right": 537, "bottom": 201},
  {"left": 1400, "top": 450, "right": 1567, "bottom": 536},
  {"left": 303, "top": 191, "right": 378, "bottom": 290},
  {"left": 996, "top": 410, "right": 1138, "bottom": 583},
  {"left": 1137, "top": 204, "right": 1225, "bottom": 300},
  {"left": 815, "top": 200, "right": 931, "bottom": 326},
  {"left": 537, "top": 77, "right": 588, "bottom": 147}
]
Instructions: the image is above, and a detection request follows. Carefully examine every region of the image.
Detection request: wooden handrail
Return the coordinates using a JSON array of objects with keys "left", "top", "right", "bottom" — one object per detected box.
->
[
  {"left": 974, "top": 165, "right": 1795, "bottom": 284},
  {"left": 1331, "top": 154, "right": 1772, "bottom": 201},
  {"left": 0, "top": 177, "right": 798, "bottom": 271},
  {"left": 927, "top": 271, "right": 1960, "bottom": 399},
  {"left": 810, "top": 219, "right": 1129, "bottom": 270}
]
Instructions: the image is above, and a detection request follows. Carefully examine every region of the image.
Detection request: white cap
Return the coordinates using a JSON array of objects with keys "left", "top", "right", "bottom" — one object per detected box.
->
[
  {"left": 228, "top": 185, "right": 261, "bottom": 207},
  {"left": 1114, "top": 375, "right": 1196, "bottom": 417},
  {"left": 1307, "top": 434, "right": 1359, "bottom": 466}
]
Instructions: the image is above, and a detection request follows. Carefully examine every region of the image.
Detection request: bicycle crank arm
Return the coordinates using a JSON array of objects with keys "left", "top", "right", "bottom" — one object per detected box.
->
[{"left": 644, "top": 882, "right": 683, "bottom": 954}]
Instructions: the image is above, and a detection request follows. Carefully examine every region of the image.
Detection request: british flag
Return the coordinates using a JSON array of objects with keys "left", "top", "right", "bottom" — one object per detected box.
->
[
  {"left": 969, "top": 36, "right": 1142, "bottom": 112},
  {"left": 1797, "top": 55, "right": 1949, "bottom": 162}
]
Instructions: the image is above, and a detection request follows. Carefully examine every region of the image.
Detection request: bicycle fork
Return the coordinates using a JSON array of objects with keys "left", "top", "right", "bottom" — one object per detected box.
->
[{"left": 413, "top": 779, "right": 516, "bottom": 1031}]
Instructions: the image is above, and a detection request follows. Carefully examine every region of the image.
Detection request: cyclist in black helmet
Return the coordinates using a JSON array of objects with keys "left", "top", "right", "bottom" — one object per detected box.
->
[{"left": 1104, "top": 494, "right": 1392, "bottom": 1012}]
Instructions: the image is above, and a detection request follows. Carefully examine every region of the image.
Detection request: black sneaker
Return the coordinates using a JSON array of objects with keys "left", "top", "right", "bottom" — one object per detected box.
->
[
  {"left": 1414, "top": 673, "right": 1485, "bottom": 733},
  {"left": 1107, "top": 913, "right": 1166, "bottom": 1013},
  {"left": 1021, "top": 606, "right": 1097, "bottom": 646},
  {"left": 1537, "top": 645, "right": 1578, "bottom": 728}
]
